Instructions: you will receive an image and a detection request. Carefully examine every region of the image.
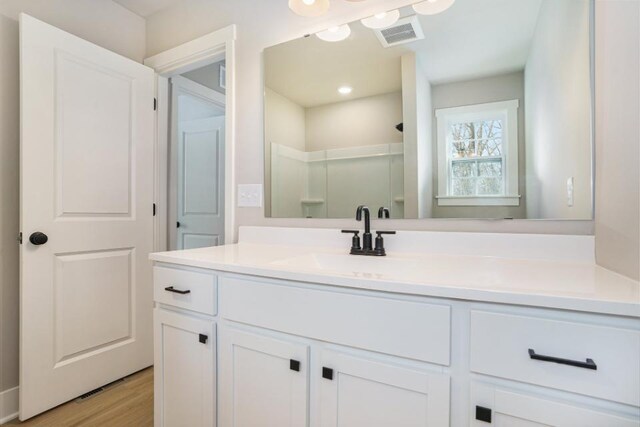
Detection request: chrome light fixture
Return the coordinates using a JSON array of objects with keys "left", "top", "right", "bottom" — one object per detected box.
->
[
  {"left": 289, "top": 0, "right": 330, "bottom": 17},
  {"left": 412, "top": 0, "right": 455, "bottom": 15},
  {"left": 361, "top": 10, "right": 400, "bottom": 29},
  {"left": 316, "top": 24, "right": 352, "bottom": 42}
]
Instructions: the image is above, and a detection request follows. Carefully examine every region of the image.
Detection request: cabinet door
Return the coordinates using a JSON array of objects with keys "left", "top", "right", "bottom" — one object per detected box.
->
[
  {"left": 154, "top": 308, "right": 215, "bottom": 427},
  {"left": 218, "top": 326, "right": 309, "bottom": 427},
  {"left": 318, "top": 350, "right": 450, "bottom": 427},
  {"left": 471, "top": 382, "right": 639, "bottom": 427}
]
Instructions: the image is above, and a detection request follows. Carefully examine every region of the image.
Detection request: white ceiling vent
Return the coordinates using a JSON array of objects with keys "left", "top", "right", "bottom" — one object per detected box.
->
[{"left": 374, "top": 15, "right": 424, "bottom": 48}]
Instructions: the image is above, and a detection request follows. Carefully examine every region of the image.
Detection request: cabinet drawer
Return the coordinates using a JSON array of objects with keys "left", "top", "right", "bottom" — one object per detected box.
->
[
  {"left": 471, "top": 382, "right": 639, "bottom": 427},
  {"left": 154, "top": 266, "right": 217, "bottom": 316},
  {"left": 220, "top": 277, "right": 450, "bottom": 365},
  {"left": 470, "top": 311, "right": 640, "bottom": 406}
]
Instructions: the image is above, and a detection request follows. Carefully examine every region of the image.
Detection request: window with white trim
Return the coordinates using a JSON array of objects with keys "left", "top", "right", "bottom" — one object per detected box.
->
[{"left": 435, "top": 100, "right": 520, "bottom": 206}]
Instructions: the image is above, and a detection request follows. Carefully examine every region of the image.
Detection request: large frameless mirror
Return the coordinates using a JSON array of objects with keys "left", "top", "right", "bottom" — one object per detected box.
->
[{"left": 264, "top": 0, "right": 594, "bottom": 220}]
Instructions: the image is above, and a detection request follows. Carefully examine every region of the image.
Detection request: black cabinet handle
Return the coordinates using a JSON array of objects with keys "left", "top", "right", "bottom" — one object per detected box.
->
[
  {"left": 199, "top": 334, "right": 208, "bottom": 344},
  {"left": 164, "top": 286, "right": 191, "bottom": 295},
  {"left": 475, "top": 406, "right": 492, "bottom": 423},
  {"left": 176, "top": 221, "right": 181, "bottom": 228},
  {"left": 290, "top": 359, "right": 300, "bottom": 372},
  {"left": 322, "top": 367, "right": 333, "bottom": 380},
  {"left": 528, "top": 348, "right": 597, "bottom": 370}
]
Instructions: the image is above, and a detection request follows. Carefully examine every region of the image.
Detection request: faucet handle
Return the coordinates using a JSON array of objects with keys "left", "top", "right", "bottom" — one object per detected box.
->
[
  {"left": 341, "top": 230, "right": 362, "bottom": 252},
  {"left": 341, "top": 229, "right": 360, "bottom": 235},
  {"left": 374, "top": 231, "right": 396, "bottom": 256}
]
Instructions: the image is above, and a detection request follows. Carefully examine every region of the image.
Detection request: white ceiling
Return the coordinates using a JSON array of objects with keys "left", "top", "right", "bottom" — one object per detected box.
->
[
  {"left": 113, "top": 0, "right": 180, "bottom": 17},
  {"left": 265, "top": 0, "right": 543, "bottom": 108}
]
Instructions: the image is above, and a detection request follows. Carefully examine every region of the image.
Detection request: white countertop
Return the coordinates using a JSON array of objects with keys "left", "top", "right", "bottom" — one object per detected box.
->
[{"left": 150, "top": 241, "right": 640, "bottom": 318}]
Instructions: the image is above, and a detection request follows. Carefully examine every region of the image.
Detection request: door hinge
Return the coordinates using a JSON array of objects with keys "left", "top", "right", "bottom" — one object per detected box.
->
[
  {"left": 153, "top": 98, "right": 157, "bottom": 111},
  {"left": 153, "top": 203, "right": 156, "bottom": 216},
  {"left": 17, "top": 232, "right": 22, "bottom": 244}
]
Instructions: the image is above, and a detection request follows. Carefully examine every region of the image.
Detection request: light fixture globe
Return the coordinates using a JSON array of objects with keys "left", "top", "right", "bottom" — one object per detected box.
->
[
  {"left": 361, "top": 9, "right": 400, "bottom": 29},
  {"left": 289, "top": 0, "right": 330, "bottom": 17},
  {"left": 316, "top": 24, "right": 351, "bottom": 42},
  {"left": 412, "top": 0, "right": 455, "bottom": 15}
]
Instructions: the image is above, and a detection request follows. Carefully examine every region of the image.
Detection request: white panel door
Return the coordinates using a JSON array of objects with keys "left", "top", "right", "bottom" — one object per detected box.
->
[
  {"left": 318, "top": 350, "right": 450, "bottom": 427},
  {"left": 218, "top": 326, "right": 309, "bottom": 427},
  {"left": 19, "top": 14, "right": 155, "bottom": 420},
  {"left": 154, "top": 309, "right": 215, "bottom": 427},
  {"left": 177, "top": 116, "right": 225, "bottom": 249},
  {"left": 470, "top": 382, "right": 639, "bottom": 427}
]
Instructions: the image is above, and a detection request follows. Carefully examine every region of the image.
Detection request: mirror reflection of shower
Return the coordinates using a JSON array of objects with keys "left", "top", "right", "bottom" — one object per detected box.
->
[{"left": 264, "top": 0, "right": 593, "bottom": 221}]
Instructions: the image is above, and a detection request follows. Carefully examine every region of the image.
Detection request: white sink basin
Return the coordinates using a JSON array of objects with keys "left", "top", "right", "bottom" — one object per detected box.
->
[{"left": 270, "top": 252, "right": 428, "bottom": 279}]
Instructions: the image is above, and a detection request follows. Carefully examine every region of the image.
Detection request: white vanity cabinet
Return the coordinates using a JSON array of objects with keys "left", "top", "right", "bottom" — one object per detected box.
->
[
  {"left": 152, "top": 262, "right": 640, "bottom": 427},
  {"left": 154, "top": 309, "right": 216, "bottom": 427},
  {"left": 470, "top": 382, "right": 640, "bottom": 427},
  {"left": 218, "top": 327, "right": 309, "bottom": 427},
  {"left": 318, "top": 350, "right": 450, "bottom": 427},
  {"left": 153, "top": 266, "right": 218, "bottom": 427}
]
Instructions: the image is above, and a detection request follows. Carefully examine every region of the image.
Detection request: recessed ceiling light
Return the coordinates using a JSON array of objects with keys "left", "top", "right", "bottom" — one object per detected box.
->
[
  {"left": 338, "top": 86, "right": 353, "bottom": 95},
  {"left": 361, "top": 9, "right": 400, "bottom": 29},
  {"left": 412, "top": 0, "right": 455, "bottom": 15},
  {"left": 316, "top": 24, "right": 351, "bottom": 42},
  {"left": 289, "top": 0, "right": 329, "bottom": 17}
]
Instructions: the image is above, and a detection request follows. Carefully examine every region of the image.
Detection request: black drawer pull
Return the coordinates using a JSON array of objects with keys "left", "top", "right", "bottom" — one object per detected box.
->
[
  {"left": 528, "top": 348, "right": 597, "bottom": 370},
  {"left": 290, "top": 359, "right": 300, "bottom": 372},
  {"left": 164, "top": 286, "right": 191, "bottom": 295}
]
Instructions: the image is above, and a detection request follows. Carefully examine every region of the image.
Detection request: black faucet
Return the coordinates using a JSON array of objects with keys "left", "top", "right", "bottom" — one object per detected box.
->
[
  {"left": 342, "top": 205, "right": 395, "bottom": 256},
  {"left": 378, "top": 207, "right": 390, "bottom": 219},
  {"left": 356, "top": 205, "right": 373, "bottom": 251}
]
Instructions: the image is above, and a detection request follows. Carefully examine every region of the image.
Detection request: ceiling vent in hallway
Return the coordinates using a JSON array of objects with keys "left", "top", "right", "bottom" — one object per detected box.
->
[{"left": 374, "top": 15, "right": 424, "bottom": 48}]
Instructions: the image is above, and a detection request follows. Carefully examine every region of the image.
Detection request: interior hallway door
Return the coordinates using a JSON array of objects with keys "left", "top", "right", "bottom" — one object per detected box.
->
[
  {"left": 19, "top": 14, "right": 155, "bottom": 420},
  {"left": 177, "top": 115, "right": 226, "bottom": 249}
]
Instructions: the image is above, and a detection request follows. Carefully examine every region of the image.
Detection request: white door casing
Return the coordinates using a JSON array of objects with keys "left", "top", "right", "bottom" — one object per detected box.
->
[
  {"left": 19, "top": 14, "right": 155, "bottom": 420},
  {"left": 145, "top": 26, "right": 236, "bottom": 247}
]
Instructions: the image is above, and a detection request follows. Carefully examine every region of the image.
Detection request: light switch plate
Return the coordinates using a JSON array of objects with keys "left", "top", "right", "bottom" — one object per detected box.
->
[{"left": 238, "top": 184, "right": 263, "bottom": 208}]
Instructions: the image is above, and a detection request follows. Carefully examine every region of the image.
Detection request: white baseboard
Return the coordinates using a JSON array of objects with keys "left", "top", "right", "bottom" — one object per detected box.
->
[{"left": 0, "top": 386, "right": 18, "bottom": 425}]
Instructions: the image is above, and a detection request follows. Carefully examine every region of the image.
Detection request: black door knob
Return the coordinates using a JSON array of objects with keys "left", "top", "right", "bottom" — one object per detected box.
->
[{"left": 29, "top": 232, "right": 48, "bottom": 246}]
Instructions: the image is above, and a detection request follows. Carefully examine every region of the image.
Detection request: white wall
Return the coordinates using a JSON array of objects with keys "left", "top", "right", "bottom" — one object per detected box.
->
[
  {"left": 594, "top": 0, "right": 639, "bottom": 281},
  {"left": 431, "top": 71, "right": 528, "bottom": 219},
  {"left": 525, "top": 0, "right": 592, "bottom": 219},
  {"left": 0, "top": 0, "right": 146, "bottom": 397},
  {"left": 305, "top": 92, "right": 403, "bottom": 152}
]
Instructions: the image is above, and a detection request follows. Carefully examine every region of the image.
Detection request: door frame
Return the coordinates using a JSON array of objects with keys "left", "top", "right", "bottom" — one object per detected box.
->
[
  {"left": 144, "top": 25, "right": 236, "bottom": 250},
  {"left": 169, "top": 75, "right": 226, "bottom": 250}
]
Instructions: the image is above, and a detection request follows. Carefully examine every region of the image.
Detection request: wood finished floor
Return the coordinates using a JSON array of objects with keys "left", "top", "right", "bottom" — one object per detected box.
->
[{"left": 5, "top": 368, "right": 153, "bottom": 427}]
